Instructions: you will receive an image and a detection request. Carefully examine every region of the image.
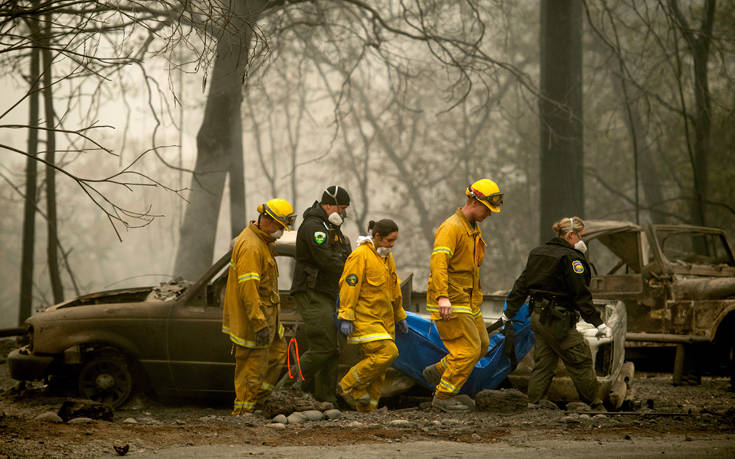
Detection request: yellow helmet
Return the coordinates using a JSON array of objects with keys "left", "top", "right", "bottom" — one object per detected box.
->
[
  {"left": 466, "top": 179, "right": 503, "bottom": 213},
  {"left": 258, "top": 198, "right": 296, "bottom": 230}
]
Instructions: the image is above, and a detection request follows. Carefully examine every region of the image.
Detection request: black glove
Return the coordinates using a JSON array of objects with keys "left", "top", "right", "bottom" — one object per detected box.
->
[
  {"left": 502, "top": 322, "right": 517, "bottom": 370},
  {"left": 398, "top": 319, "right": 409, "bottom": 335},
  {"left": 255, "top": 327, "right": 271, "bottom": 346}
]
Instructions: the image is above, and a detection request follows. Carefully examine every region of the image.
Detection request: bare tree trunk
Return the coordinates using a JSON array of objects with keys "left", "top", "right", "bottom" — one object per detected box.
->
[
  {"left": 19, "top": 6, "right": 41, "bottom": 324},
  {"left": 538, "top": 0, "right": 584, "bottom": 243},
  {"left": 42, "top": 12, "right": 64, "bottom": 303},
  {"left": 229, "top": 126, "right": 246, "bottom": 238},
  {"left": 174, "top": 1, "right": 266, "bottom": 280},
  {"left": 669, "top": 0, "right": 715, "bottom": 227},
  {"left": 608, "top": 71, "right": 666, "bottom": 224}
]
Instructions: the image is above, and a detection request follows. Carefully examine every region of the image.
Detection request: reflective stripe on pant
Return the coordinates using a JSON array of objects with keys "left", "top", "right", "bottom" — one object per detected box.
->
[
  {"left": 233, "top": 336, "right": 287, "bottom": 414},
  {"left": 340, "top": 339, "right": 398, "bottom": 411},
  {"left": 294, "top": 289, "right": 340, "bottom": 403},
  {"left": 433, "top": 313, "right": 489, "bottom": 398},
  {"left": 528, "top": 311, "right": 599, "bottom": 404}
]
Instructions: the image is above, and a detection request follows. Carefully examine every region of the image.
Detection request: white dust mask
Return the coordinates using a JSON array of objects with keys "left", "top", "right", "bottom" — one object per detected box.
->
[
  {"left": 270, "top": 229, "right": 284, "bottom": 240},
  {"left": 328, "top": 212, "right": 343, "bottom": 226},
  {"left": 376, "top": 247, "right": 391, "bottom": 258}
]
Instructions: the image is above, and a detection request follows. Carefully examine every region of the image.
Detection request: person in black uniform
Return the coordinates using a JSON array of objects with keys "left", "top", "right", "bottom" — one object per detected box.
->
[
  {"left": 279, "top": 185, "right": 352, "bottom": 404},
  {"left": 503, "top": 216, "right": 611, "bottom": 408}
]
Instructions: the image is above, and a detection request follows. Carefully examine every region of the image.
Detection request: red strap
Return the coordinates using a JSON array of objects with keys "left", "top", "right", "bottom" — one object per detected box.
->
[{"left": 286, "top": 337, "right": 304, "bottom": 381}]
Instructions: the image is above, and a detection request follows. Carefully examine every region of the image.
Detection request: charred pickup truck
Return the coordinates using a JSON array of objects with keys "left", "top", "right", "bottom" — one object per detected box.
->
[{"left": 582, "top": 220, "right": 735, "bottom": 385}]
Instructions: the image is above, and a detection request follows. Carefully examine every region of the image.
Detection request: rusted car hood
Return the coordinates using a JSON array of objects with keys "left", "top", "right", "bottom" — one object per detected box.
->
[
  {"left": 583, "top": 220, "right": 641, "bottom": 239},
  {"left": 47, "top": 287, "right": 155, "bottom": 311}
]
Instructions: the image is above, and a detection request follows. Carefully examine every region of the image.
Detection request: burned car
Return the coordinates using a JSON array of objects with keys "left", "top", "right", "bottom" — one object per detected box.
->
[
  {"left": 581, "top": 220, "right": 735, "bottom": 384},
  {"left": 7, "top": 234, "right": 303, "bottom": 408}
]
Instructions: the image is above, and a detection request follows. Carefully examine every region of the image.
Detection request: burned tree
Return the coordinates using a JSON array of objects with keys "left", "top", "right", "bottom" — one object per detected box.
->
[{"left": 538, "top": 0, "right": 584, "bottom": 244}]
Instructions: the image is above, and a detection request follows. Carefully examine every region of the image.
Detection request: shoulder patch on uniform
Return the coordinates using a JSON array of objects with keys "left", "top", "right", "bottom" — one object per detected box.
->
[
  {"left": 572, "top": 260, "right": 584, "bottom": 274},
  {"left": 345, "top": 274, "right": 358, "bottom": 286},
  {"left": 313, "top": 231, "right": 327, "bottom": 245}
]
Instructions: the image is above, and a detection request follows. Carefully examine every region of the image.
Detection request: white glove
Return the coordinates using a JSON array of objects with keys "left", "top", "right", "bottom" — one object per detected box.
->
[
  {"left": 596, "top": 323, "right": 612, "bottom": 338},
  {"left": 500, "top": 312, "right": 510, "bottom": 324}
]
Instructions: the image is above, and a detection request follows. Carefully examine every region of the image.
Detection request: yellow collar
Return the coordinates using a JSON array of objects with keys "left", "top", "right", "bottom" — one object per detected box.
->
[{"left": 455, "top": 208, "right": 481, "bottom": 236}]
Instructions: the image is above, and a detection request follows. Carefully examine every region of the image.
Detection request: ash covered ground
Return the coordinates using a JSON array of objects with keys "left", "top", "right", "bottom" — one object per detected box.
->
[{"left": 1, "top": 339, "right": 734, "bottom": 458}]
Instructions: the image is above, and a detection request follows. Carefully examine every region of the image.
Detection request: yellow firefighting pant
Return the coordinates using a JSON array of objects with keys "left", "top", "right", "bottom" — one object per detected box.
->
[
  {"left": 431, "top": 313, "right": 489, "bottom": 399},
  {"left": 340, "top": 339, "right": 398, "bottom": 412},
  {"left": 232, "top": 337, "right": 287, "bottom": 415}
]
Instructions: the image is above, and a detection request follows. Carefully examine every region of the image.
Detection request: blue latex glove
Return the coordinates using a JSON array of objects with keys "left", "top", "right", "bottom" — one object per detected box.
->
[
  {"left": 339, "top": 320, "right": 354, "bottom": 336},
  {"left": 398, "top": 319, "right": 409, "bottom": 334}
]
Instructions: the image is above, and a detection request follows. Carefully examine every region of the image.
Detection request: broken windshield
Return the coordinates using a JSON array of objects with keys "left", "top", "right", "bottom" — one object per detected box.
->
[{"left": 655, "top": 229, "right": 734, "bottom": 267}]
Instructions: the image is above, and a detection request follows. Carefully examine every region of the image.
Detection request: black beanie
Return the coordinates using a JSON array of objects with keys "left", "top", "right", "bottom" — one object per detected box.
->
[{"left": 321, "top": 185, "right": 350, "bottom": 206}]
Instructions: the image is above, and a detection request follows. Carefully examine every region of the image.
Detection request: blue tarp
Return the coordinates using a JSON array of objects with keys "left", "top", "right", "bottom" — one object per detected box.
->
[{"left": 393, "top": 304, "right": 534, "bottom": 395}]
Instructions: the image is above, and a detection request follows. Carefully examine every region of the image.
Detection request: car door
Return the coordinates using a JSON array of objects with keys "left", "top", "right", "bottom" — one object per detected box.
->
[{"left": 167, "top": 253, "right": 234, "bottom": 394}]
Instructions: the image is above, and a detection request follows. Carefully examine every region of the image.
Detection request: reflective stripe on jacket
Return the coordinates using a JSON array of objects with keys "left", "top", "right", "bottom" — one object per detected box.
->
[
  {"left": 338, "top": 239, "right": 406, "bottom": 344},
  {"left": 426, "top": 208, "right": 486, "bottom": 320},
  {"left": 222, "top": 222, "right": 284, "bottom": 348}
]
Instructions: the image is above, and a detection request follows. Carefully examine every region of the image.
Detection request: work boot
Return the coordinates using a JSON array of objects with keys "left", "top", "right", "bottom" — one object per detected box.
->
[
  {"left": 275, "top": 368, "right": 303, "bottom": 391},
  {"left": 422, "top": 364, "right": 443, "bottom": 386},
  {"left": 432, "top": 395, "right": 472, "bottom": 412},
  {"left": 537, "top": 399, "right": 559, "bottom": 410},
  {"left": 453, "top": 394, "right": 476, "bottom": 410},
  {"left": 590, "top": 399, "right": 607, "bottom": 412},
  {"left": 336, "top": 385, "right": 355, "bottom": 408}
]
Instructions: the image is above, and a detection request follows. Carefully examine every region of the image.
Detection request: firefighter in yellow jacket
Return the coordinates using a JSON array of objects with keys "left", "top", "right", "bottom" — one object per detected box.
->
[
  {"left": 423, "top": 179, "right": 503, "bottom": 412},
  {"left": 222, "top": 198, "right": 296, "bottom": 415},
  {"left": 337, "top": 219, "right": 408, "bottom": 412}
]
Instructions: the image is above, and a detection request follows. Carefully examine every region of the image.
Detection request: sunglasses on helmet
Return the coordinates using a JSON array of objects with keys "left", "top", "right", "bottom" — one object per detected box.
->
[
  {"left": 264, "top": 204, "right": 297, "bottom": 227},
  {"left": 467, "top": 185, "right": 504, "bottom": 207}
]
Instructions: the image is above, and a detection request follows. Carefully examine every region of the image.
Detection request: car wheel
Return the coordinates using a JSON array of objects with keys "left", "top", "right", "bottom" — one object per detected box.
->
[{"left": 77, "top": 351, "right": 133, "bottom": 408}]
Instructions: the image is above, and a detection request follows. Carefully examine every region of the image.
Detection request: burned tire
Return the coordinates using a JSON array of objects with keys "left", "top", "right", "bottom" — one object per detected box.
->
[{"left": 77, "top": 351, "right": 133, "bottom": 408}]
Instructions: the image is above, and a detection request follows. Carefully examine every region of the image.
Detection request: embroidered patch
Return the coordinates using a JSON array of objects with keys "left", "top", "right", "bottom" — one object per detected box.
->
[
  {"left": 313, "top": 231, "right": 327, "bottom": 245},
  {"left": 572, "top": 260, "right": 584, "bottom": 274},
  {"left": 345, "top": 274, "right": 358, "bottom": 286}
]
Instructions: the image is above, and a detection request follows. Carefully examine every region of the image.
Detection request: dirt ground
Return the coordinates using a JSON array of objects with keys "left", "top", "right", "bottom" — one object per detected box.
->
[{"left": 1, "top": 338, "right": 734, "bottom": 458}]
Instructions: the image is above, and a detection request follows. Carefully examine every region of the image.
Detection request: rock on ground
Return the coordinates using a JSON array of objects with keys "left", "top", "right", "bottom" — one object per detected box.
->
[
  {"left": 287, "top": 412, "right": 306, "bottom": 424},
  {"left": 566, "top": 401, "right": 592, "bottom": 412},
  {"left": 324, "top": 409, "right": 342, "bottom": 419},
  {"left": 263, "top": 390, "right": 332, "bottom": 417},
  {"left": 475, "top": 389, "right": 528, "bottom": 413},
  {"left": 57, "top": 398, "right": 113, "bottom": 422},
  {"left": 35, "top": 411, "right": 63, "bottom": 423},
  {"left": 303, "top": 410, "right": 325, "bottom": 421}
]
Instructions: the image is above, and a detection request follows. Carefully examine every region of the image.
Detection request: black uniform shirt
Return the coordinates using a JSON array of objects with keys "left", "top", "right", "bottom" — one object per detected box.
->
[
  {"left": 505, "top": 237, "right": 602, "bottom": 327},
  {"left": 291, "top": 201, "right": 351, "bottom": 299}
]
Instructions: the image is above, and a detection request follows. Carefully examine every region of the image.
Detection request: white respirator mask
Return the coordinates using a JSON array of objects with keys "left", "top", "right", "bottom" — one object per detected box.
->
[
  {"left": 568, "top": 217, "right": 587, "bottom": 253},
  {"left": 328, "top": 211, "right": 344, "bottom": 226},
  {"left": 270, "top": 229, "right": 284, "bottom": 240},
  {"left": 376, "top": 247, "right": 391, "bottom": 258}
]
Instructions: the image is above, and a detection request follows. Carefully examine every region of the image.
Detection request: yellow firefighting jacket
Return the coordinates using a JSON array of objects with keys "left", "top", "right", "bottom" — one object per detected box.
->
[
  {"left": 426, "top": 208, "right": 486, "bottom": 320},
  {"left": 222, "top": 222, "right": 284, "bottom": 349},
  {"left": 338, "top": 239, "right": 406, "bottom": 344}
]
